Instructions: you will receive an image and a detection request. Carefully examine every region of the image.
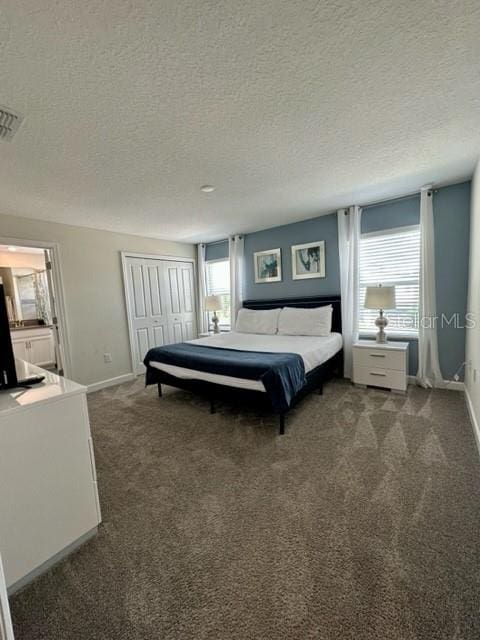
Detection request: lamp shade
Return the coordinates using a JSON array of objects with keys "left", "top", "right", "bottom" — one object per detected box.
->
[
  {"left": 205, "top": 294, "right": 222, "bottom": 311},
  {"left": 364, "top": 285, "right": 396, "bottom": 310}
]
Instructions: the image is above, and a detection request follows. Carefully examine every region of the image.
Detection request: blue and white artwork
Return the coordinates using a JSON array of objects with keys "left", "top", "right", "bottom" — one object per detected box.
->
[
  {"left": 291, "top": 241, "right": 325, "bottom": 280},
  {"left": 254, "top": 248, "right": 282, "bottom": 283}
]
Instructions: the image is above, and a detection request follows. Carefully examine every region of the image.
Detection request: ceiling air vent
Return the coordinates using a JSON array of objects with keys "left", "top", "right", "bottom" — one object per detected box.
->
[{"left": 0, "top": 106, "right": 23, "bottom": 142}]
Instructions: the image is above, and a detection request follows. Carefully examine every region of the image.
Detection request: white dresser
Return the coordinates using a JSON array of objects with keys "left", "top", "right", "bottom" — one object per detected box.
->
[
  {"left": 0, "top": 553, "right": 13, "bottom": 640},
  {"left": 0, "top": 361, "right": 101, "bottom": 593},
  {"left": 352, "top": 340, "right": 409, "bottom": 392}
]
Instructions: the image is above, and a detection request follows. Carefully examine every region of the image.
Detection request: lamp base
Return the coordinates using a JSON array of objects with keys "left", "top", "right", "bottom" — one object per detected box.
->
[
  {"left": 212, "top": 313, "right": 220, "bottom": 334},
  {"left": 375, "top": 310, "right": 388, "bottom": 343}
]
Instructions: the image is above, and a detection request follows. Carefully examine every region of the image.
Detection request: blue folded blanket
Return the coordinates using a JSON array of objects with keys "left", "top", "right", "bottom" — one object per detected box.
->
[{"left": 144, "top": 343, "right": 306, "bottom": 413}]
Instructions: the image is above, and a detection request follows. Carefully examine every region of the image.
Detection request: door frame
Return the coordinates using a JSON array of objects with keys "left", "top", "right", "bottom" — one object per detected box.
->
[
  {"left": 121, "top": 251, "right": 197, "bottom": 377},
  {"left": 0, "top": 236, "right": 73, "bottom": 379}
]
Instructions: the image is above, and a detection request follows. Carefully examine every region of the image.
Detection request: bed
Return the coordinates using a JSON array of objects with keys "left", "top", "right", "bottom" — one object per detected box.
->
[{"left": 144, "top": 295, "right": 343, "bottom": 434}]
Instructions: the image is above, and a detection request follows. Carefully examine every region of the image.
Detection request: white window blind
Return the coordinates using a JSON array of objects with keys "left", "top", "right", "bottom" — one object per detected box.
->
[
  {"left": 359, "top": 225, "right": 420, "bottom": 336},
  {"left": 205, "top": 259, "right": 231, "bottom": 327}
]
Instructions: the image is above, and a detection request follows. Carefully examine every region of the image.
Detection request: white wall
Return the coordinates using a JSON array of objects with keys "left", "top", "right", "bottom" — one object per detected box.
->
[
  {"left": 466, "top": 159, "right": 480, "bottom": 442},
  {"left": 0, "top": 213, "right": 195, "bottom": 386}
]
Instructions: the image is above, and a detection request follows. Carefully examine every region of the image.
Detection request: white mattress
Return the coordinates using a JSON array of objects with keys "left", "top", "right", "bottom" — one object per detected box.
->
[{"left": 148, "top": 331, "right": 343, "bottom": 392}]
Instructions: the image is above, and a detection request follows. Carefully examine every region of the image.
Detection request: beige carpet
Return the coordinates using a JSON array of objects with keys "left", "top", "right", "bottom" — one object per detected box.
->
[{"left": 11, "top": 378, "right": 480, "bottom": 639}]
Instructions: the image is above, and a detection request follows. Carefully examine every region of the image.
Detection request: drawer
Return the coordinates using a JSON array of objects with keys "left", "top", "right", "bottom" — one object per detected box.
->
[
  {"left": 353, "top": 347, "right": 406, "bottom": 371},
  {"left": 353, "top": 365, "right": 407, "bottom": 391},
  {"left": 11, "top": 328, "right": 53, "bottom": 341}
]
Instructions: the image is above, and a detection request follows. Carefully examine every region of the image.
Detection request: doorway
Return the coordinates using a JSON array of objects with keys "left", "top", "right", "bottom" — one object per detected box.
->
[{"left": 0, "top": 239, "right": 71, "bottom": 378}]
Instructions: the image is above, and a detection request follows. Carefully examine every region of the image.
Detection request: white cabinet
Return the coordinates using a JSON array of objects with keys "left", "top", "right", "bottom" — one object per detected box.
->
[
  {"left": 0, "top": 361, "right": 101, "bottom": 593},
  {"left": 11, "top": 339, "right": 28, "bottom": 362},
  {"left": 29, "top": 333, "right": 55, "bottom": 367},
  {"left": 11, "top": 327, "right": 55, "bottom": 368},
  {"left": 353, "top": 340, "right": 409, "bottom": 392}
]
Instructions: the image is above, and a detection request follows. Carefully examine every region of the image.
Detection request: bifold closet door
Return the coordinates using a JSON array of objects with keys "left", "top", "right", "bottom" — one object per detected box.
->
[
  {"left": 125, "top": 257, "right": 170, "bottom": 375},
  {"left": 124, "top": 257, "right": 197, "bottom": 375},
  {"left": 163, "top": 261, "right": 196, "bottom": 343}
]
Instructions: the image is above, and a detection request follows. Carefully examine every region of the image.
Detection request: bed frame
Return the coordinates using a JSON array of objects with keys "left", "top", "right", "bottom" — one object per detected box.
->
[{"left": 152, "top": 295, "right": 343, "bottom": 435}]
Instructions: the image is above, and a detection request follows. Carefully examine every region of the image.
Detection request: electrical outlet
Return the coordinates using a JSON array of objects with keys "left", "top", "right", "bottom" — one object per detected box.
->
[{"left": 103, "top": 353, "right": 112, "bottom": 363}]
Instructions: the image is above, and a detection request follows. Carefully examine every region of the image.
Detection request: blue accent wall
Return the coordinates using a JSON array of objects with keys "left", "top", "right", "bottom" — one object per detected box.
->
[
  {"left": 205, "top": 240, "right": 228, "bottom": 261},
  {"left": 243, "top": 181, "right": 471, "bottom": 380},
  {"left": 432, "top": 181, "right": 471, "bottom": 381},
  {"left": 362, "top": 194, "right": 420, "bottom": 233},
  {"left": 244, "top": 213, "right": 340, "bottom": 299}
]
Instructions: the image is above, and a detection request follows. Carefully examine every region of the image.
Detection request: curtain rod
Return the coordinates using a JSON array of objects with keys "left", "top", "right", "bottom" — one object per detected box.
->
[
  {"left": 205, "top": 238, "right": 228, "bottom": 246},
  {"left": 205, "top": 192, "right": 429, "bottom": 240},
  {"left": 360, "top": 189, "right": 423, "bottom": 210},
  {"left": 204, "top": 186, "right": 448, "bottom": 239}
]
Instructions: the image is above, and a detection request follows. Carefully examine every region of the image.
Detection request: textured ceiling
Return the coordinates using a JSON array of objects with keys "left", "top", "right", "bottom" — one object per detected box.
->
[{"left": 0, "top": 1, "right": 479, "bottom": 243}]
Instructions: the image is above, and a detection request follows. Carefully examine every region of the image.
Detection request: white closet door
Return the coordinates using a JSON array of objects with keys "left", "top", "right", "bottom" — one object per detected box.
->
[
  {"left": 163, "top": 261, "right": 196, "bottom": 343},
  {"left": 125, "top": 257, "right": 169, "bottom": 375},
  {"left": 124, "top": 257, "right": 197, "bottom": 375},
  {"left": 145, "top": 259, "right": 170, "bottom": 348},
  {"left": 0, "top": 554, "right": 14, "bottom": 640}
]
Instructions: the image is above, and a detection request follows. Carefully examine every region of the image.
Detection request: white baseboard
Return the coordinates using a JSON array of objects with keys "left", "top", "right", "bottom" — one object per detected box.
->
[
  {"left": 438, "top": 379, "right": 465, "bottom": 391},
  {"left": 465, "top": 387, "right": 480, "bottom": 457},
  {"left": 87, "top": 373, "right": 136, "bottom": 393},
  {"left": 407, "top": 376, "right": 464, "bottom": 391}
]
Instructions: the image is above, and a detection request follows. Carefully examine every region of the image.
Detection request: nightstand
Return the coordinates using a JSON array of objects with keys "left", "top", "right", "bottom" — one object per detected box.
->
[{"left": 352, "top": 340, "right": 409, "bottom": 392}]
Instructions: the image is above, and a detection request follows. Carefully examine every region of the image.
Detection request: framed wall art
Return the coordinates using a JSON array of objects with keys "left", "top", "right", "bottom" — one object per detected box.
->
[
  {"left": 291, "top": 241, "right": 325, "bottom": 280},
  {"left": 254, "top": 248, "right": 282, "bottom": 283}
]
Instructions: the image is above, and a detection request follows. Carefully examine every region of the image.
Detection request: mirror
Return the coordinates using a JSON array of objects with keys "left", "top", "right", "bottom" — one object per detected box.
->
[{"left": 0, "top": 267, "right": 52, "bottom": 325}]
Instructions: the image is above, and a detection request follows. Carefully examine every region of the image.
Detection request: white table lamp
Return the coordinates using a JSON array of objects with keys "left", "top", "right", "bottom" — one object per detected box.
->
[
  {"left": 205, "top": 295, "right": 222, "bottom": 333},
  {"left": 364, "top": 285, "right": 396, "bottom": 343}
]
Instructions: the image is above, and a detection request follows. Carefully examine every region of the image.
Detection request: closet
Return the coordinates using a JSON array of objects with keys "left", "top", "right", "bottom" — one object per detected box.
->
[{"left": 123, "top": 255, "right": 197, "bottom": 375}]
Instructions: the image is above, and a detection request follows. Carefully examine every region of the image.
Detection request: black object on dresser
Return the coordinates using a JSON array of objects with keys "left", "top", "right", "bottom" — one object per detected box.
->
[{"left": 0, "top": 283, "right": 18, "bottom": 389}]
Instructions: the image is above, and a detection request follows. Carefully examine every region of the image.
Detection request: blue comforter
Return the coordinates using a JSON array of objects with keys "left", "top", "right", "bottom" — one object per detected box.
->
[{"left": 144, "top": 343, "right": 306, "bottom": 413}]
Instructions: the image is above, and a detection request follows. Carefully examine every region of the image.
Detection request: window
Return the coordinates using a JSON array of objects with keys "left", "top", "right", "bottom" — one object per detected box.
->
[
  {"left": 205, "top": 259, "right": 231, "bottom": 328},
  {"left": 358, "top": 225, "right": 420, "bottom": 337},
  {"left": 13, "top": 269, "right": 52, "bottom": 322}
]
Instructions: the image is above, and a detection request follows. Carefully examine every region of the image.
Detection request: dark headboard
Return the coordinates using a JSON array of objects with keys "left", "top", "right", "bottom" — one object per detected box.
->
[{"left": 242, "top": 295, "right": 342, "bottom": 334}]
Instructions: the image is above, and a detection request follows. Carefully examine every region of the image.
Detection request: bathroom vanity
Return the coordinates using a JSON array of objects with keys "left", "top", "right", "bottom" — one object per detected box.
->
[{"left": 10, "top": 326, "right": 55, "bottom": 369}]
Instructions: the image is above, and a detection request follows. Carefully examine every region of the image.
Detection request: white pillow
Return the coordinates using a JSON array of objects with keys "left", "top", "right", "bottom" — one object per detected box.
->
[
  {"left": 277, "top": 305, "right": 332, "bottom": 336},
  {"left": 235, "top": 308, "right": 281, "bottom": 335}
]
